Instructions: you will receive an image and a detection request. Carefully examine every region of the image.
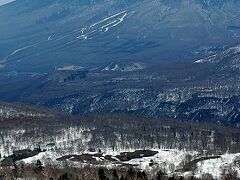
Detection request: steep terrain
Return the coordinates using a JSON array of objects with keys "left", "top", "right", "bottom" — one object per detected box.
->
[
  {"left": 0, "top": 45, "right": 239, "bottom": 125},
  {"left": 1, "top": 1, "right": 240, "bottom": 178},
  {"left": 0, "top": 0, "right": 240, "bottom": 72}
]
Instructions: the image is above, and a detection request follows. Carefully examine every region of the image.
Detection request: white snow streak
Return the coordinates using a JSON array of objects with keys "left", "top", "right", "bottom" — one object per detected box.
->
[
  {"left": 77, "top": 11, "right": 127, "bottom": 40},
  {"left": 90, "top": 11, "right": 126, "bottom": 28}
]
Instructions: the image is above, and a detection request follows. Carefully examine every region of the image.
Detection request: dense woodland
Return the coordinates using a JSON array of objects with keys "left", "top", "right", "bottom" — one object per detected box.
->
[
  {"left": 1, "top": 112, "right": 240, "bottom": 157},
  {"left": 0, "top": 160, "right": 239, "bottom": 180},
  {"left": 1, "top": 46, "right": 240, "bottom": 126},
  {"left": 1, "top": 105, "right": 240, "bottom": 179},
  {"left": 0, "top": 0, "right": 240, "bottom": 179}
]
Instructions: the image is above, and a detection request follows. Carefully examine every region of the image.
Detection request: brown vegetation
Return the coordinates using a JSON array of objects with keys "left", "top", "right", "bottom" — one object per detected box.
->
[{"left": 0, "top": 160, "right": 239, "bottom": 180}]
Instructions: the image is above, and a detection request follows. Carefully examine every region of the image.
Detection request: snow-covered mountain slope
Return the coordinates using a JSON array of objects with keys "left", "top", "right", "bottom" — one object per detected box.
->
[
  {"left": 195, "top": 45, "right": 240, "bottom": 64},
  {"left": 0, "top": 45, "right": 240, "bottom": 125},
  {"left": 195, "top": 44, "right": 240, "bottom": 74},
  {"left": 0, "top": 101, "right": 54, "bottom": 119},
  {"left": 0, "top": 0, "right": 239, "bottom": 72},
  {"left": 102, "top": 62, "right": 145, "bottom": 72}
]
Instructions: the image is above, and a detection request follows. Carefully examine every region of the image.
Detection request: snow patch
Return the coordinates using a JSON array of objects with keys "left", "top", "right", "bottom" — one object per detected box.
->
[
  {"left": 57, "top": 65, "right": 84, "bottom": 71},
  {"left": 102, "top": 62, "right": 144, "bottom": 72},
  {"left": 77, "top": 11, "right": 127, "bottom": 40}
]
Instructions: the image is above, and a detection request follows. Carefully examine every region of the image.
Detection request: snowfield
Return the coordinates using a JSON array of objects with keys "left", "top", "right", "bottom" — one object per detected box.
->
[
  {"left": 196, "top": 153, "right": 240, "bottom": 178},
  {"left": 18, "top": 149, "right": 240, "bottom": 178}
]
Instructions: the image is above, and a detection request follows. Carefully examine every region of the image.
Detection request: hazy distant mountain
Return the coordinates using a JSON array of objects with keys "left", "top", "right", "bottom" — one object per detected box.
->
[
  {"left": 0, "top": 44, "right": 239, "bottom": 126},
  {"left": 0, "top": 0, "right": 239, "bottom": 72}
]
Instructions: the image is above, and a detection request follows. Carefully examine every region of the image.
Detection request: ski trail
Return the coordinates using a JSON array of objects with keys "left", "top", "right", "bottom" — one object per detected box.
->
[
  {"left": 77, "top": 29, "right": 97, "bottom": 39},
  {"left": 0, "top": 11, "right": 128, "bottom": 66},
  {"left": 99, "top": 12, "right": 127, "bottom": 32},
  {"left": 90, "top": 10, "right": 126, "bottom": 28},
  {"left": 104, "top": 12, "right": 127, "bottom": 30},
  {"left": 100, "top": 19, "right": 119, "bottom": 30},
  {"left": 78, "top": 11, "right": 127, "bottom": 37},
  {"left": 48, "top": 35, "right": 53, "bottom": 40},
  {"left": 0, "top": 39, "right": 48, "bottom": 65},
  {"left": 0, "top": 45, "right": 32, "bottom": 64}
]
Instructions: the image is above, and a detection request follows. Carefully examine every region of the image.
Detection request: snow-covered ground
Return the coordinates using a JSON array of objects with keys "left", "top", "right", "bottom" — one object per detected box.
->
[
  {"left": 124, "top": 149, "right": 192, "bottom": 171},
  {"left": 102, "top": 62, "right": 144, "bottom": 72},
  {"left": 57, "top": 65, "right": 83, "bottom": 71},
  {"left": 18, "top": 149, "right": 240, "bottom": 178},
  {"left": 77, "top": 10, "right": 128, "bottom": 40},
  {"left": 196, "top": 153, "right": 240, "bottom": 178}
]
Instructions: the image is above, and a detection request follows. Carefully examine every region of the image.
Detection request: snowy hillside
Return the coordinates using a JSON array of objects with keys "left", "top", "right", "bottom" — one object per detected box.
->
[
  {"left": 0, "top": 103, "right": 240, "bottom": 178},
  {"left": 0, "top": 102, "right": 54, "bottom": 119},
  {"left": 0, "top": 0, "right": 239, "bottom": 72},
  {"left": 0, "top": 45, "right": 240, "bottom": 126},
  {"left": 102, "top": 62, "right": 145, "bottom": 72}
]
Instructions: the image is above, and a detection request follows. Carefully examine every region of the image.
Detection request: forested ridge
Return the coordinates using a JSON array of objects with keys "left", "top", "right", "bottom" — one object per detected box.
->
[{"left": 1, "top": 112, "right": 240, "bottom": 157}]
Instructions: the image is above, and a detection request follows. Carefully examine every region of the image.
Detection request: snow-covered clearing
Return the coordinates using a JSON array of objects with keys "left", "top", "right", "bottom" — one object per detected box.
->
[{"left": 19, "top": 149, "right": 240, "bottom": 178}]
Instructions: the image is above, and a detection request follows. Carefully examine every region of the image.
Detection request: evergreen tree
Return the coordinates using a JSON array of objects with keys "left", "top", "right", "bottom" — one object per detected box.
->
[
  {"left": 98, "top": 168, "right": 108, "bottom": 180},
  {"left": 156, "top": 170, "right": 165, "bottom": 180},
  {"left": 179, "top": 176, "right": 184, "bottom": 180},
  {"left": 126, "top": 168, "right": 136, "bottom": 180},
  {"left": 112, "top": 169, "right": 119, "bottom": 180},
  {"left": 34, "top": 159, "right": 44, "bottom": 174},
  {"left": 58, "top": 172, "right": 73, "bottom": 180},
  {"left": 136, "top": 171, "right": 141, "bottom": 179},
  {"left": 12, "top": 162, "right": 18, "bottom": 178},
  {"left": 136, "top": 171, "right": 148, "bottom": 180},
  {"left": 141, "top": 171, "right": 147, "bottom": 180}
]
